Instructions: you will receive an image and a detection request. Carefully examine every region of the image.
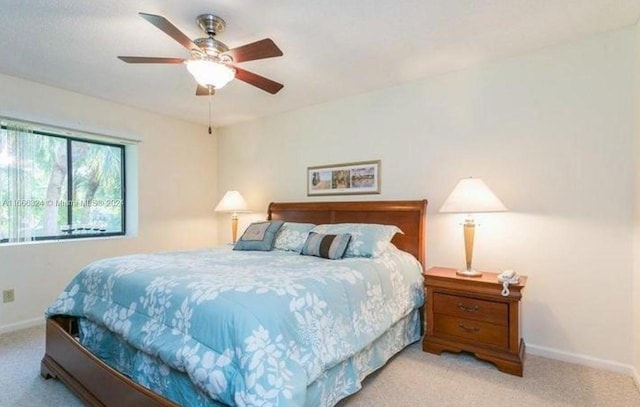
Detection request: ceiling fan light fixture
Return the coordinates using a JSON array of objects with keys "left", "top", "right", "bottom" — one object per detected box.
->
[{"left": 186, "top": 59, "right": 236, "bottom": 89}]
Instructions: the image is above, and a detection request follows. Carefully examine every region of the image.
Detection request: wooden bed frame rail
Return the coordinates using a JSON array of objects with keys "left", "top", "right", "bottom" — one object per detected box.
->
[{"left": 41, "top": 316, "right": 178, "bottom": 407}]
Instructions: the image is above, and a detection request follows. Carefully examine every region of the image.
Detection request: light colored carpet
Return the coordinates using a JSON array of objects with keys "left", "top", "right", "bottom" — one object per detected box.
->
[{"left": 1, "top": 325, "right": 639, "bottom": 407}]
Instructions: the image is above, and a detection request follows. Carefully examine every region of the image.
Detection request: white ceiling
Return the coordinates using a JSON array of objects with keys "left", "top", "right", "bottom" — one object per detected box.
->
[{"left": 1, "top": 1, "right": 640, "bottom": 128}]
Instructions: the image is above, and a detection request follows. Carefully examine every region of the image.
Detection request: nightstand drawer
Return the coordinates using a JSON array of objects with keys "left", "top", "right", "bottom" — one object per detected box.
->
[
  {"left": 433, "top": 314, "right": 508, "bottom": 348},
  {"left": 433, "top": 293, "right": 508, "bottom": 326}
]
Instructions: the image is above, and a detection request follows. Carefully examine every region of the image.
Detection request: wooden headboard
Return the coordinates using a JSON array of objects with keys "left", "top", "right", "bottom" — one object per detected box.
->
[{"left": 268, "top": 200, "right": 428, "bottom": 268}]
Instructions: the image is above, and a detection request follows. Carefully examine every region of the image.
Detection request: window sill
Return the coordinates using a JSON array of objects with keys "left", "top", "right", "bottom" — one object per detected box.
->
[{"left": 0, "top": 234, "right": 133, "bottom": 248}]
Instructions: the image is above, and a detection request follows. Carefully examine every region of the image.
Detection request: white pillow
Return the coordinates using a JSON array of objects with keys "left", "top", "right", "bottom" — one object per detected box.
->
[{"left": 273, "top": 222, "right": 316, "bottom": 252}]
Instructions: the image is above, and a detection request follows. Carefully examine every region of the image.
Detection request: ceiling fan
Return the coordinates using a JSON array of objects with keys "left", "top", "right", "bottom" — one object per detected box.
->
[{"left": 118, "top": 12, "right": 284, "bottom": 96}]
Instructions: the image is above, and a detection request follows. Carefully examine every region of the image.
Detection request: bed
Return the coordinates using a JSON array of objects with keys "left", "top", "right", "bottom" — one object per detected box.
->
[{"left": 41, "top": 200, "right": 427, "bottom": 407}]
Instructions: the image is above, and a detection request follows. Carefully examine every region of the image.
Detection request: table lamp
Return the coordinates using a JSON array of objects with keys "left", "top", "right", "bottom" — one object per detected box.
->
[
  {"left": 215, "top": 190, "right": 249, "bottom": 243},
  {"left": 439, "top": 177, "right": 507, "bottom": 277}
]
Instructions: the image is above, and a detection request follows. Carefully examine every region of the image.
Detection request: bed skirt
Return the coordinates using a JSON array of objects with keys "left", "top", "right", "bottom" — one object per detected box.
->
[{"left": 74, "top": 308, "right": 421, "bottom": 407}]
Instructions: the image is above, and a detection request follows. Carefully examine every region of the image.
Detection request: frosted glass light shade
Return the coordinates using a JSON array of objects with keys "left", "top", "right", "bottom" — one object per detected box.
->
[
  {"left": 215, "top": 190, "right": 249, "bottom": 213},
  {"left": 186, "top": 60, "right": 236, "bottom": 88},
  {"left": 439, "top": 178, "right": 507, "bottom": 213}
]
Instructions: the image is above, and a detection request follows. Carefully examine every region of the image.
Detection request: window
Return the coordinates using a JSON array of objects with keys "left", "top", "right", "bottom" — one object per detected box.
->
[{"left": 0, "top": 122, "right": 125, "bottom": 243}]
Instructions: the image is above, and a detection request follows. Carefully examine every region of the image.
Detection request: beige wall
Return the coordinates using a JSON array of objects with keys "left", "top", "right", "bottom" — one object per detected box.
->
[
  {"left": 218, "top": 28, "right": 636, "bottom": 368},
  {"left": 0, "top": 73, "right": 218, "bottom": 331}
]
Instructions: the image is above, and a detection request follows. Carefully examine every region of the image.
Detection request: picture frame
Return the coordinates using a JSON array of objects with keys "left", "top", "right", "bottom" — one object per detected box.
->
[{"left": 307, "top": 160, "right": 381, "bottom": 196}]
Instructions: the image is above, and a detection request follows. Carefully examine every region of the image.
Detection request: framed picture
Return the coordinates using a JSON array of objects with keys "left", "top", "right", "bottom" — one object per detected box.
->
[{"left": 307, "top": 160, "right": 381, "bottom": 196}]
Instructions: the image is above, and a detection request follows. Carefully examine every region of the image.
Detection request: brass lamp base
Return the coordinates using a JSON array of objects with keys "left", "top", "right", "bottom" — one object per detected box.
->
[
  {"left": 456, "top": 268, "right": 482, "bottom": 277},
  {"left": 458, "top": 216, "right": 482, "bottom": 277}
]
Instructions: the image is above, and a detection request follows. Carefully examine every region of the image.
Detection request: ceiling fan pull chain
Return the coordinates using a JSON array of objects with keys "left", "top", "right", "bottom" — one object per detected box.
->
[{"left": 208, "top": 86, "right": 213, "bottom": 135}]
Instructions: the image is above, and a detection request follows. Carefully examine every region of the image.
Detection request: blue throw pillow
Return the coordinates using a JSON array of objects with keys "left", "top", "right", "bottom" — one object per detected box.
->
[
  {"left": 301, "top": 232, "right": 352, "bottom": 260},
  {"left": 310, "top": 223, "right": 403, "bottom": 258},
  {"left": 274, "top": 222, "right": 316, "bottom": 252},
  {"left": 233, "top": 221, "right": 284, "bottom": 251}
]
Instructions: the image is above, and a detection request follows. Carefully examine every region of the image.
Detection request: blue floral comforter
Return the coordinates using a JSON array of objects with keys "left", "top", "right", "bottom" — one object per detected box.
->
[{"left": 46, "top": 246, "right": 424, "bottom": 406}]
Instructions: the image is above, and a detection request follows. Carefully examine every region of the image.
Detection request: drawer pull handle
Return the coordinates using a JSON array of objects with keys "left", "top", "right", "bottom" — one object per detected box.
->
[
  {"left": 458, "top": 323, "right": 480, "bottom": 333},
  {"left": 457, "top": 303, "right": 479, "bottom": 312}
]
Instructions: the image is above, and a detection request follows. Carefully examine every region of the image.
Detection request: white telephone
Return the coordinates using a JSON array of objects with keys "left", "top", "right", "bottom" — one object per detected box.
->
[{"left": 497, "top": 269, "right": 519, "bottom": 297}]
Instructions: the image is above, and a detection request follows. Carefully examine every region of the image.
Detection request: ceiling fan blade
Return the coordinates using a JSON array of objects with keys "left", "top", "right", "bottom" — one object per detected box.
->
[
  {"left": 139, "top": 12, "right": 200, "bottom": 52},
  {"left": 225, "top": 38, "right": 283, "bottom": 63},
  {"left": 196, "top": 85, "right": 215, "bottom": 96},
  {"left": 118, "top": 56, "right": 186, "bottom": 64},
  {"left": 234, "top": 66, "right": 284, "bottom": 94}
]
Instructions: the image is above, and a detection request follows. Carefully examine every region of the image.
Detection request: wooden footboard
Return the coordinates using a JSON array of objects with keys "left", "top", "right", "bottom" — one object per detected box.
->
[{"left": 41, "top": 316, "right": 179, "bottom": 407}]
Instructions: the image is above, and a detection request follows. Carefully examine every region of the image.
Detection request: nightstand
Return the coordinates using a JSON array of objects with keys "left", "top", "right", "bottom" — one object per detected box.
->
[{"left": 422, "top": 266, "right": 527, "bottom": 376}]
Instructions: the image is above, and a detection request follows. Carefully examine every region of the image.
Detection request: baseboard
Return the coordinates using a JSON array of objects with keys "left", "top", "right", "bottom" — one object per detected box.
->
[
  {"left": 0, "top": 317, "right": 44, "bottom": 335},
  {"left": 526, "top": 343, "right": 635, "bottom": 377}
]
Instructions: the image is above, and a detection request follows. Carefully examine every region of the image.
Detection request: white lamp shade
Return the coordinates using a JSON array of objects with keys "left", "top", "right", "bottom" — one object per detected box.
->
[
  {"left": 439, "top": 177, "right": 507, "bottom": 213},
  {"left": 186, "top": 60, "right": 236, "bottom": 89},
  {"left": 215, "top": 190, "right": 249, "bottom": 213}
]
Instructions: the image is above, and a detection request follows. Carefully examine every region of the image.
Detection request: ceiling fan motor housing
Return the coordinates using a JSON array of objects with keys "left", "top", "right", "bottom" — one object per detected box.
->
[
  {"left": 194, "top": 15, "right": 231, "bottom": 61},
  {"left": 194, "top": 37, "right": 230, "bottom": 59}
]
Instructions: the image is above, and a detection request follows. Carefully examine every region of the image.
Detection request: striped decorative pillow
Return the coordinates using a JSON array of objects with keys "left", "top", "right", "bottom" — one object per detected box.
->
[{"left": 301, "top": 232, "right": 352, "bottom": 260}]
